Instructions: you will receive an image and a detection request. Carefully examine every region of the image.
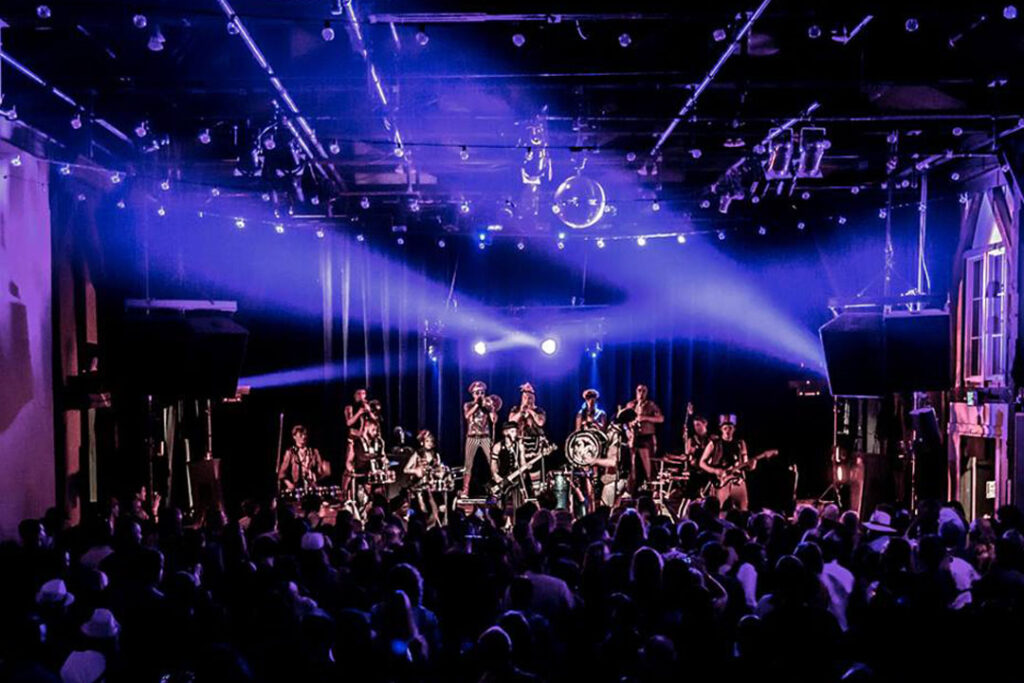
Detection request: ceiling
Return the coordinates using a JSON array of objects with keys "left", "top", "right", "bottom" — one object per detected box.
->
[{"left": 2, "top": 0, "right": 1023, "bottom": 238}]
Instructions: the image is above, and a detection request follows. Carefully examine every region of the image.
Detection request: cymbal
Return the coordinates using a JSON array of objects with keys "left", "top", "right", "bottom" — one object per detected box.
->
[{"left": 613, "top": 408, "right": 637, "bottom": 425}]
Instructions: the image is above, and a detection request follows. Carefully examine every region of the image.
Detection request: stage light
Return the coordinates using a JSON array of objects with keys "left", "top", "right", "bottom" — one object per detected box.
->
[
  {"left": 558, "top": 231, "right": 566, "bottom": 240},
  {"left": 478, "top": 232, "right": 487, "bottom": 242},
  {"left": 226, "top": 20, "right": 240, "bottom": 36},
  {"left": 261, "top": 193, "right": 271, "bottom": 202},
  {"left": 717, "top": 230, "right": 726, "bottom": 241},
  {"left": 157, "top": 206, "right": 166, "bottom": 217},
  {"left": 394, "top": 144, "right": 405, "bottom": 158},
  {"left": 512, "top": 33, "right": 526, "bottom": 47},
  {"left": 677, "top": 234, "right": 687, "bottom": 244},
  {"left": 397, "top": 237, "right": 405, "bottom": 246},
  {"left": 437, "top": 239, "right": 446, "bottom": 248},
  {"left": 952, "top": 126, "right": 963, "bottom": 137},
  {"left": 322, "top": 21, "right": 336, "bottom": 41},
  {"left": 757, "top": 226, "right": 767, "bottom": 236},
  {"left": 211, "top": 187, "right": 221, "bottom": 197},
  {"left": 356, "top": 233, "right": 365, "bottom": 242},
  {"left": 110, "top": 172, "right": 122, "bottom": 184},
  {"left": 700, "top": 199, "right": 711, "bottom": 209},
  {"left": 808, "top": 25, "right": 821, "bottom": 39},
  {"left": 797, "top": 221, "right": 806, "bottom": 230},
  {"left": 1006, "top": 5, "right": 1019, "bottom": 19},
  {"left": 690, "top": 148, "right": 702, "bottom": 159},
  {"left": 360, "top": 196, "right": 370, "bottom": 210},
  {"left": 11, "top": 155, "right": 22, "bottom": 167},
  {"left": 409, "top": 198, "right": 420, "bottom": 212},
  {"left": 473, "top": 341, "right": 487, "bottom": 356},
  {"left": 459, "top": 200, "right": 470, "bottom": 214},
  {"left": 275, "top": 224, "right": 285, "bottom": 234},
  {"left": 148, "top": 27, "right": 166, "bottom": 52},
  {"left": 198, "top": 211, "right": 204, "bottom": 218},
  {"left": 878, "top": 208, "right": 887, "bottom": 219},
  {"left": 765, "top": 128, "right": 794, "bottom": 179},
  {"left": 35, "top": 4, "right": 51, "bottom": 19},
  {"left": 540, "top": 338, "right": 558, "bottom": 355},
  {"left": 70, "top": 114, "right": 83, "bottom": 130},
  {"left": 316, "top": 229, "right": 325, "bottom": 239},
  {"left": 713, "top": 28, "right": 727, "bottom": 42},
  {"left": 198, "top": 128, "right": 211, "bottom": 144},
  {"left": 838, "top": 215, "right": 847, "bottom": 225},
  {"left": 329, "top": 140, "right": 341, "bottom": 155},
  {"left": 596, "top": 238, "right": 606, "bottom": 248},
  {"left": 235, "top": 218, "right": 246, "bottom": 229},
  {"left": 487, "top": 224, "right": 503, "bottom": 232},
  {"left": 415, "top": 26, "right": 429, "bottom": 46},
  {"left": 160, "top": 179, "right": 170, "bottom": 191},
  {"left": 796, "top": 127, "right": 829, "bottom": 178},
  {"left": 652, "top": 200, "right": 661, "bottom": 212},
  {"left": 263, "top": 136, "right": 276, "bottom": 150},
  {"left": 626, "top": 151, "right": 637, "bottom": 163},
  {"left": 310, "top": 195, "right": 320, "bottom": 206},
  {"left": 801, "top": 191, "right": 811, "bottom": 200},
  {"left": 905, "top": 17, "right": 919, "bottom": 32},
  {"left": 951, "top": 171, "right": 961, "bottom": 181},
  {"left": 460, "top": 146, "right": 470, "bottom": 161},
  {"left": 751, "top": 195, "right": 761, "bottom": 204},
  {"left": 133, "top": 14, "right": 147, "bottom": 29},
  {"left": 557, "top": 241, "right": 565, "bottom": 250},
  {"left": 477, "top": 242, "right": 485, "bottom": 250},
  {"left": 618, "top": 33, "right": 632, "bottom": 47},
  {"left": 637, "top": 236, "right": 647, "bottom": 246},
  {"left": 850, "top": 186, "right": 860, "bottom": 195},
  {"left": 516, "top": 240, "right": 526, "bottom": 251},
  {"left": 59, "top": 164, "right": 71, "bottom": 176},
  {"left": 116, "top": 200, "right": 126, "bottom": 209},
  {"left": 134, "top": 121, "right": 149, "bottom": 138}
]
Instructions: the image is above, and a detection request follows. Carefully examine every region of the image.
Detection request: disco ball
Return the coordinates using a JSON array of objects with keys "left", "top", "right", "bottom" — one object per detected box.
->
[{"left": 552, "top": 175, "right": 606, "bottom": 229}]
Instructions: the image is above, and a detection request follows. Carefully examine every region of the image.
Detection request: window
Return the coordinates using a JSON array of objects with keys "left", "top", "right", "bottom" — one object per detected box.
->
[{"left": 964, "top": 243, "right": 1007, "bottom": 384}]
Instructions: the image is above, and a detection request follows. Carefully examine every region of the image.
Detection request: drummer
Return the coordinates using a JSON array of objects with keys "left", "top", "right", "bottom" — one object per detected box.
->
[
  {"left": 405, "top": 430, "right": 444, "bottom": 526},
  {"left": 352, "top": 420, "right": 388, "bottom": 501},
  {"left": 575, "top": 388, "right": 608, "bottom": 432}
]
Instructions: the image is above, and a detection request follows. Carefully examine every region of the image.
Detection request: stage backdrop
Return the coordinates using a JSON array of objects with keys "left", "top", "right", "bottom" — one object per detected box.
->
[{"left": 0, "top": 143, "right": 55, "bottom": 538}]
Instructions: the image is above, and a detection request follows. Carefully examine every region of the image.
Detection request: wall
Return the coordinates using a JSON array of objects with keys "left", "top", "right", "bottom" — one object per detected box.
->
[{"left": 0, "top": 142, "right": 54, "bottom": 538}]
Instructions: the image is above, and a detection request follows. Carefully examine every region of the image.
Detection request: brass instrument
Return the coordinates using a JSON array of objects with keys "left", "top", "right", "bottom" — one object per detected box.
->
[
  {"left": 482, "top": 394, "right": 503, "bottom": 414},
  {"left": 365, "top": 399, "right": 383, "bottom": 422}
]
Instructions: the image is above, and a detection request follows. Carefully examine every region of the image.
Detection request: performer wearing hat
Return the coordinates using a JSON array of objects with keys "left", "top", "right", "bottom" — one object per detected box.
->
[
  {"left": 699, "top": 414, "right": 752, "bottom": 510},
  {"left": 278, "top": 425, "right": 331, "bottom": 491},
  {"left": 462, "top": 380, "right": 500, "bottom": 497},
  {"left": 575, "top": 388, "right": 608, "bottom": 431},
  {"left": 344, "top": 388, "right": 382, "bottom": 499},
  {"left": 406, "top": 430, "right": 444, "bottom": 526}
]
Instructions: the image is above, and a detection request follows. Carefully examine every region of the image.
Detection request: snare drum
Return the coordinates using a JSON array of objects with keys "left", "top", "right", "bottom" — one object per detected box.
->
[{"left": 424, "top": 466, "right": 456, "bottom": 493}]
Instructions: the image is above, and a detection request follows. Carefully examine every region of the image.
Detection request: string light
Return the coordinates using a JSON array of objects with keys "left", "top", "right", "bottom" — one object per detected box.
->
[
  {"left": 512, "top": 33, "right": 526, "bottom": 47},
  {"left": 157, "top": 206, "right": 166, "bottom": 217},
  {"left": 316, "top": 229, "right": 325, "bottom": 239},
  {"left": 329, "top": 140, "right": 341, "bottom": 155},
  {"left": 690, "top": 148, "right": 703, "bottom": 159},
  {"left": 70, "top": 114, "right": 82, "bottom": 130},
  {"left": 477, "top": 241, "right": 485, "bottom": 250},
  {"left": 618, "top": 33, "right": 632, "bottom": 47},
  {"left": 801, "top": 191, "right": 811, "bottom": 200},
  {"left": 160, "top": 180, "right": 170, "bottom": 191},
  {"left": 415, "top": 26, "right": 429, "bottom": 46},
  {"left": 437, "top": 239, "right": 446, "bottom": 248},
  {"left": 850, "top": 186, "right": 860, "bottom": 195},
  {"left": 360, "top": 196, "right": 371, "bottom": 210},
  {"left": 235, "top": 218, "right": 246, "bottom": 229},
  {"left": 700, "top": 199, "right": 711, "bottom": 209},
  {"left": 952, "top": 126, "right": 963, "bottom": 137},
  {"left": 356, "top": 234, "right": 366, "bottom": 242},
  {"left": 59, "top": 164, "right": 71, "bottom": 176},
  {"left": 516, "top": 240, "right": 526, "bottom": 251},
  {"left": 757, "top": 226, "right": 767, "bottom": 236},
  {"left": 637, "top": 236, "right": 647, "bottom": 247},
  {"left": 110, "top": 172, "right": 122, "bottom": 184},
  {"left": 713, "top": 28, "right": 727, "bottom": 42},
  {"left": 459, "top": 200, "right": 470, "bottom": 214},
  {"left": 134, "top": 121, "right": 148, "bottom": 138},
  {"left": 198, "top": 128, "right": 212, "bottom": 144},
  {"left": 116, "top": 200, "right": 126, "bottom": 209},
  {"left": 132, "top": 14, "right": 147, "bottom": 29},
  {"left": 11, "top": 155, "right": 22, "bottom": 167},
  {"left": 878, "top": 208, "right": 887, "bottom": 219},
  {"left": 717, "top": 230, "right": 726, "bottom": 241},
  {"left": 797, "top": 221, "right": 806, "bottom": 230},
  {"left": 557, "top": 241, "right": 565, "bottom": 250},
  {"left": 310, "top": 196, "right": 320, "bottom": 206},
  {"left": 274, "top": 224, "right": 285, "bottom": 234},
  {"left": 677, "top": 234, "right": 687, "bottom": 244},
  {"left": 459, "top": 146, "right": 470, "bottom": 161},
  {"left": 596, "top": 238, "right": 606, "bottom": 248},
  {"left": 226, "top": 20, "right": 240, "bottom": 36},
  {"left": 837, "top": 215, "right": 847, "bottom": 225},
  {"left": 211, "top": 187, "right": 221, "bottom": 197},
  {"left": 808, "top": 25, "right": 822, "bottom": 39}
]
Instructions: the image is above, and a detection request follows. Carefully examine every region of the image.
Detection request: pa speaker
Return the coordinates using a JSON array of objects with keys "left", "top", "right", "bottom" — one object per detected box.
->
[
  {"left": 119, "top": 315, "right": 248, "bottom": 399},
  {"left": 885, "top": 311, "right": 951, "bottom": 393},
  {"left": 820, "top": 312, "right": 886, "bottom": 397}
]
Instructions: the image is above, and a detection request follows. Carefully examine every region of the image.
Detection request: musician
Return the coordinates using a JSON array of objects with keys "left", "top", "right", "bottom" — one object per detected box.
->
[
  {"left": 405, "top": 430, "right": 443, "bottom": 526},
  {"left": 622, "top": 384, "right": 664, "bottom": 488},
  {"left": 509, "top": 381, "right": 547, "bottom": 450},
  {"left": 699, "top": 414, "right": 752, "bottom": 510},
  {"left": 352, "top": 419, "right": 388, "bottom": 499},
  {"left": 491, "top": 421, "right": 533, "bottom": 499},
  {"left": 462, "top": 381, "right": 500, "bottom": 497},
  {"left": 592, "top": 423, "right": 630, "bottom": 508},
  {"left": 278, "top": 425, "right": 331, "bottom": 491},
  {"left": 344, "top": 388, "right": 381, "bottom": 498},
  {"left": 575, "top": 388, "right": 608, "bottom": 431}
]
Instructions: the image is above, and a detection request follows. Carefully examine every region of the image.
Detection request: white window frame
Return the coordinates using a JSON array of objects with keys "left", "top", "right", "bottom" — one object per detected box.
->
[{"left": 964, "top": 242, "right": 1007, "bottom": 386}]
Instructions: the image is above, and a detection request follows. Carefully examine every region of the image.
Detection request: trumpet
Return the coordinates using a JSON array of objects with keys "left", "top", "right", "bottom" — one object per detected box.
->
[
  {"left": 478, "top": 394, "right": 503, "bottom": 414},
  {"left": 364, "top": 399, "right": 383, "bottom": 420}
]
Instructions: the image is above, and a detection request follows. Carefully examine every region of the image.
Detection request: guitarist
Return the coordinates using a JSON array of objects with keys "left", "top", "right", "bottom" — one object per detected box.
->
[
  {"left": 699, "top": 414, "right": 752, "bottom": 511},
  {"left": 491, "top": 421, "right": 534, "bottom": 500}
]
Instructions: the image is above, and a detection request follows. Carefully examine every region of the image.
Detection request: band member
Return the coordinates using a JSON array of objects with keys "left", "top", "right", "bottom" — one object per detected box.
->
[
  {"left": 405, "top": 430, "right": 443, "bottom": 526},
  {"left": 352, "top": 419, "right": 387, "bottom": 499},
  {"left": 344, "top": 388, "right": 381, "bottom": 497},
  {"left": 462, "top": 381, "right": 500, "bottom": 497},
  {"left": 575, "top": 388, "right": 608, "bottom": 431},
  {"left": 278, "top": 425, "right": 331, "bottom": 491},
  {"left": 509, "top": 382, "right": 547, "bottom": 454},
  {"left": 592, "top": 423, "right": 630, "bottom": 508},
  {"left": 622, "top": 384, "right": 664, "bottom": 488},
  {"left": 491, "top": 421, "right": 533, "bottom": 499},
  {"left": 699, "top": 414, "right": 752, "bottom": 510}
]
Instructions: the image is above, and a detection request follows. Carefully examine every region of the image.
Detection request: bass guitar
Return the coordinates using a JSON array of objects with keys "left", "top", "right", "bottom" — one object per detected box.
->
[{"left": 700, "top": 449, "right": 779, "bottom": 496}]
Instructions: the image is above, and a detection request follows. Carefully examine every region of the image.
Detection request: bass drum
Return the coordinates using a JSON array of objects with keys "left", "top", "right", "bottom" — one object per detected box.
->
[{"left": 565, "top": 429, "right": 607, "bottom": 468}]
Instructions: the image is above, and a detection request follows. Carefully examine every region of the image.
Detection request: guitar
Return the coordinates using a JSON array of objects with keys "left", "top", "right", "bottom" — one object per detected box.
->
[
  {"left": 487, "top": 440, "right": 557, "bottom": 499},
  {"left": 700, "top": 449, "right": 779, "bottom": 495}
]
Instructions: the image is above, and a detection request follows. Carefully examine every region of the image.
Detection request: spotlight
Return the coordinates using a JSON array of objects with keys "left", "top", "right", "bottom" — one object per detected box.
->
[
  {"left": 322, "top": 21, "right": 335, "bottom": 41},
  {"left": 540, "top": 338, "right": 558, "bottom": 355},
  {"left": 235, "top": 218, "right": 246, "bottom": 229},
  {"left": 459, "top": 200, "right": 470, "bottom": 214},
  {"left": 134, "top": 121, "right": 149, "bottom": 138},
  {"left": 557, "top": 241, "right": 565, "bottom": 250},
  {"left": 677, "top": 234, "right": 687, "bottom": 244},
  {"left": 160, "top": 179, "right": 170, "bottom": 191},
  {"left": 558, "top": 231, "right": 566, "bottom": 240},
  {"left": 618, "top": 33, "right": 632, "bottom": 47},
  {"left": 905, "top": 18, "right": 919, "bottom": 32},
  {"left": 329, "top": 140, "right": 341, "bottom": 155},
  {"left": 808, "top": 25, "right": 821, "bottom": 39},
  {"left": 1006, "top": 5, "right": 1019, "bottom": 19},
  {"left": 147, "top": 27, "right": 166, "bottom": 52},
  {"left": 415, "top": 26, "right": 429, "bottom": 46},
  {"left": 198, "top": 128, "right": 211, "bottom": 144},
  {"left": 157, "top": 206, "right": 166, "bottom": 217},
  {"left": 850, "top": 186, "right": 860, "bottom": 195},
  {"left": 478, "top": 232, "right": 487, "bottom": 242},
  {"left": 316, "top": 229, "right": 325, "bottom": 239},
  {"left": 437, "top": 239, "right": 446, "bottom": 248},
  {"left": 596, "top": 238, "right": 606, "bottom": 248},
  {"left": 360, "top": 196, "right": 371, "bottom": 210},
  {"left": 516, "top": 240, "right": 526, "bottom": 251},
  {"left": 226, "top": 20, "right": 240, "bottom": 36},
  {"left": 356, "top": 233, "right": 365, "bottom": 242},
  {"left": 717, "top": 230, "right": 726, "bottom": 241},
  {"left": 36, "top": 5, "right": 51, "bottom": 19},
  {"left": 797, "top": 221, "right": 806, "bottom": 230},
  {"left": 637, "top": 236, "right": 647, "bottom": 246},
  {"left": 651, "top": 200, "right": 661, "bottom": 212},
  {"left": 460, "top": 146, "right": 470, "bottom": 161},
  {"left": 757, "top": 226, "right": 767, "bottom": 236},
  {"left": 713, "top": 28, "right": 727, "bottom": 42},
  {"left": 70, "top": 114, "right": 83, "bottom": 130},
  {"left": 473, "top": 341, "right": 488, "bottom": 356},
  {"left": 512, "top": 33, "right": 526, "bottom": 47},
  {"left": 132, "top": 14, "right": 148, "bottom": 29}
]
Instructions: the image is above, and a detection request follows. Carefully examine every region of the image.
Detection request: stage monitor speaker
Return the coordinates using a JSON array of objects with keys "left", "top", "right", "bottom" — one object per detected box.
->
[
  {"left": 885, "top": 311, "right": 951, "bottom": 393},
  {"left": 820, "top": 312, "right": 886, "bottom": 397},
  {"left": 120, "top": 315, "right": 248, "bottom": 398}
]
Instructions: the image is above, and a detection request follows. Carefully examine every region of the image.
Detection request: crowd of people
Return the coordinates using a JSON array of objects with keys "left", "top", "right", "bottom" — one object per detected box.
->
[{"left": 3, "top": 492, "right": 1024, "bottom": 682}]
